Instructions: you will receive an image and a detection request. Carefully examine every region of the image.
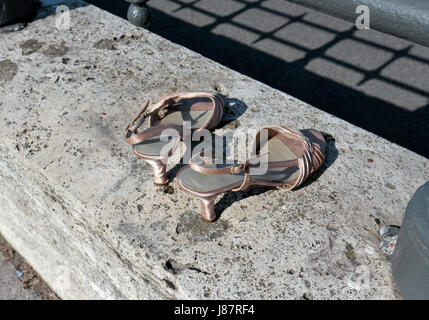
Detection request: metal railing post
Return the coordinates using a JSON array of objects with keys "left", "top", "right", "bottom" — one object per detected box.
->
[{"left": 125, "top": 0, "right": 152, "bottom": 27}]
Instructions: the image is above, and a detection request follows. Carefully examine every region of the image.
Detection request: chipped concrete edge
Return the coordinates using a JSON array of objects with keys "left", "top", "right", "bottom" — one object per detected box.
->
[{"left": 0, "top": 143, "right": 169, "bottom": 299}]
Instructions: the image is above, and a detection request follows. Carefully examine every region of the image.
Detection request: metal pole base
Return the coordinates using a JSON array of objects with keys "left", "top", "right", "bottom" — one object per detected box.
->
[{"left": 125, "top": 0, "right": 152, "bottom": 28}]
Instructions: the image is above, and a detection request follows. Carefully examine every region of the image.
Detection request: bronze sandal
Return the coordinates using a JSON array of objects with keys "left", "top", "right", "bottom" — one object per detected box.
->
[
  {"left": 176, "top": 126, "right": 326, "bottom": 222},
  {"left": 125, "top": 92, "right": 224, "bottom": 186}
]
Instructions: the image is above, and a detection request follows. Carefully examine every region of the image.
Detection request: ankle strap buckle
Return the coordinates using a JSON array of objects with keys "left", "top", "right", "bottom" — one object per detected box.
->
[
  {"left": 126, "top": 98, "right": 182, "bottom": 133},
  {"left": 230, "top": 163, "right": 246, "bottom": 175},
  {"left": 125, "top": 101, "right": 150, "bottom": 132},
  {"left": 126, "top": 115, "right": 146, "bottom": 132}
]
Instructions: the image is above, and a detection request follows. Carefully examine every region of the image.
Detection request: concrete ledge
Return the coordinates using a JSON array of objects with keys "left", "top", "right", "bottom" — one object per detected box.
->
[{"left": 1, "top": 2, "right": 428, "bottom": 299}]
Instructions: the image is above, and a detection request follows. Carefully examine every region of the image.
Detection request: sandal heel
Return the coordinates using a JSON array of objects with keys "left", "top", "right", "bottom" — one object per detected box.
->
[
  {"left": 144, "top": 159, "right": 168, "bottom": 186},
  {"left": 199, "top": 196, "right": 217, "bottom": 222}
]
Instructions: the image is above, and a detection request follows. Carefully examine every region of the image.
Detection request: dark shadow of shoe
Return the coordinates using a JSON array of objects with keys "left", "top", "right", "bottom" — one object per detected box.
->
[{"left": 212, "top": 186, "right": 273, "bottom": 222}]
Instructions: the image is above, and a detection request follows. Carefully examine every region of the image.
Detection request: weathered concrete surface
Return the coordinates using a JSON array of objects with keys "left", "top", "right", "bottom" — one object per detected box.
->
[{"left": 0, "top": 2, "right": 428, "bottom": 299}]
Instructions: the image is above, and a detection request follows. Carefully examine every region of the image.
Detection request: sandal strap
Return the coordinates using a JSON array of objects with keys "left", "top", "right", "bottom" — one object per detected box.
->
[
  {"left": 177, "top": 91, "right": 224, "bottom": 130},
  {"left": 189, "top": 126, "right": 325, "bottom": 192},
  {"left": 272, "top": 126, "right": 325, "bottom": 191},
  {"left": 125, "top": 92, "right": 223, "bottom": 145},
  {"left": 189, "top": 150, "right": 299, "bottom": 176},
  {"left": 125, "top": 95, "right": 181, "bottom": 134},
  {"left": 232, "top": 171, "right": 251, "bottom": 192},
  {"left": 125, "top": 124, "right": 182, "bottom": 146}
]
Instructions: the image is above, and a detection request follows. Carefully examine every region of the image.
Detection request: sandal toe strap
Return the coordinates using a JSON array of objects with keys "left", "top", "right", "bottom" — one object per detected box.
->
[{"left": 274, "top": 126, "right": 326, "bottom": 191}]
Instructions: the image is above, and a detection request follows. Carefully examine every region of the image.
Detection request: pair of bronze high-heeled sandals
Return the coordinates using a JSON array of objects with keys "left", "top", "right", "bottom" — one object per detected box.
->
[{"left": 125, "top": 92, "right": 326, "bottom": 222}]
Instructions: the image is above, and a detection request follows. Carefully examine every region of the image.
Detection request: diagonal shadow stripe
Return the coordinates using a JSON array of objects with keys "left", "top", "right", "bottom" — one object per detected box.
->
[{"left": 83, "top": 0, "right": 429, "bottom": 158}]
